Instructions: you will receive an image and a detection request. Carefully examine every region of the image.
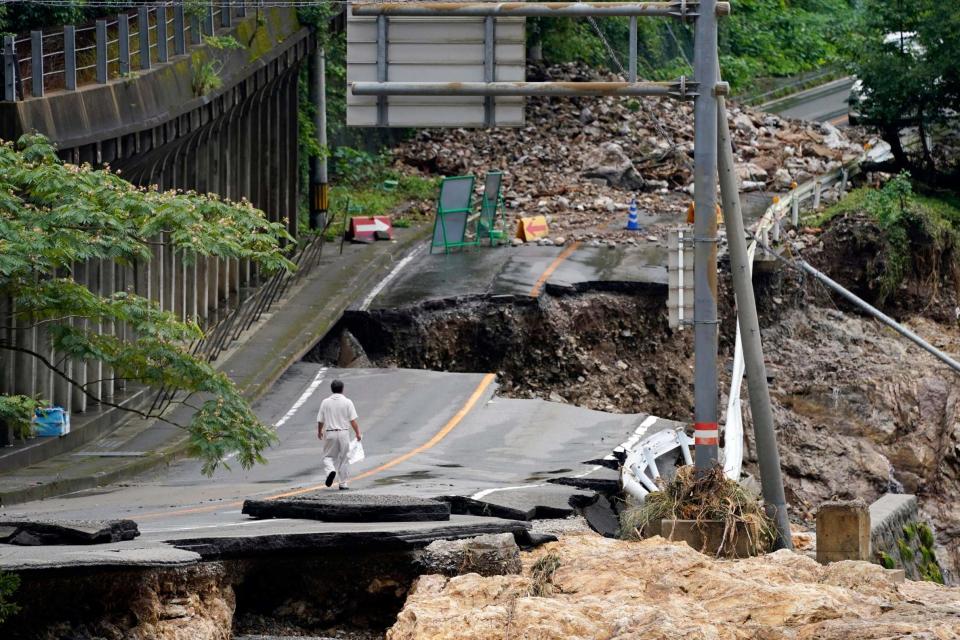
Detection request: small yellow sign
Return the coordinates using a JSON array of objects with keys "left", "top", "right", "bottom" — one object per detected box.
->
[{"left": 516, "top": 215, "right": 550, "bottom": 242}]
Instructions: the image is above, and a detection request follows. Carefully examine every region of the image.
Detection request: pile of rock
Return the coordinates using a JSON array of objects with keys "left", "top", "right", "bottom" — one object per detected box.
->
[{"left": 395, "top": 62, "right": 867, "bottom": 243}]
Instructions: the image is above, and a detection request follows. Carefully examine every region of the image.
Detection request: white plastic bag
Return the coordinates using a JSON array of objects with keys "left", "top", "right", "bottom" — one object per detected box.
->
[{"left": 348, "top": 439, "right": 365, "bottom": 464}]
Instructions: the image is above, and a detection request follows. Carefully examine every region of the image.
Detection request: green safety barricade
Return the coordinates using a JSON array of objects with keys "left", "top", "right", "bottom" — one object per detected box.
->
[
  {"left": 476, "top": 171, "right": 507, "bottom": 246},
  {"left": 431, "top": 175, "right": 475, "bottom": 254}
]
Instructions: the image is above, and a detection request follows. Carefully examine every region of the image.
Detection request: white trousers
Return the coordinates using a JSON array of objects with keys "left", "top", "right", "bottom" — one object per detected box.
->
[{"left": 322, "top": 429, "right": 351, "bottom": 486}]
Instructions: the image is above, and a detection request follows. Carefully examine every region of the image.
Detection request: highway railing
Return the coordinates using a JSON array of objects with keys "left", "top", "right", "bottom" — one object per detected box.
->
[{"left": 1, "top": 3, "right": 244, "bottom": 101}]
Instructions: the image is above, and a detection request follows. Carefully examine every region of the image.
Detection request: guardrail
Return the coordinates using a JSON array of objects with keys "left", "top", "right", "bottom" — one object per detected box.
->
[
  {"left": 1, "top": 3, "right": 245, "bottom": 101},
  {"left": 751, "top": 140, "right": 893, "bottom": 245}
]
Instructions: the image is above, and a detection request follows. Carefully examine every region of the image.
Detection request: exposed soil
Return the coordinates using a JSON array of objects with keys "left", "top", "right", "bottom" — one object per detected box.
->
[{"left": 308, "top": 285, "right": 695, "bottom": 420}]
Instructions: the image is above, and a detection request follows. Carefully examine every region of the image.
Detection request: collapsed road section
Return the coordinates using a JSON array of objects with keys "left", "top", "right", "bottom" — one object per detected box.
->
[{"left": 1, "top": 499, "right": 537, "bottom": 639}]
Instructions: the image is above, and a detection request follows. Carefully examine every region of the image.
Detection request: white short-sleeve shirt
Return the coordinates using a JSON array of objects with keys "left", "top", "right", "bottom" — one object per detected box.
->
[{"left": 317, "top": 393, "right": 358, "bottom": 431}]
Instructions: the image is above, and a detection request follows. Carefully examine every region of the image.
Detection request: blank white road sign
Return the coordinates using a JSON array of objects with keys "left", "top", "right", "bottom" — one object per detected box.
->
[{"left": 347, "top": 2, "right": 526, "bottom": 127}]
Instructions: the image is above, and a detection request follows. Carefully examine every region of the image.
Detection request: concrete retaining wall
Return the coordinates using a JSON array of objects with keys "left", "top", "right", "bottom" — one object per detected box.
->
[{"left": 869, "top": 494, "right": 947, "bottom": 583}]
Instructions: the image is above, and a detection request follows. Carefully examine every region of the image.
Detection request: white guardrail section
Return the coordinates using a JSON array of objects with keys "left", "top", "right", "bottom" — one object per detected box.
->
[{"left": 619, "top": 138, "right": 893, "bottom": 501}]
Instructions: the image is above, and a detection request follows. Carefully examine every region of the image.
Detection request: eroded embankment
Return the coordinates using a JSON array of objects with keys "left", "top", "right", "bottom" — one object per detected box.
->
[{"left": 307, "top": 284, "right": 695, "bottom": 420}]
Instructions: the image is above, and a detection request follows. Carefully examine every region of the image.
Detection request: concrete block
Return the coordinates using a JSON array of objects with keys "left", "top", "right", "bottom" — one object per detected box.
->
[
  {"left": 661, "top": 519, "right": 761, "bottom": 558},
  {"left": 816, "top": 499, "right": 871, "bottom": 564}
]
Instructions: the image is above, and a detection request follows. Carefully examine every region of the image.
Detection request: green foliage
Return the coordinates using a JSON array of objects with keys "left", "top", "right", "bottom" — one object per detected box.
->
[
  {"left": 0, "top": 571, "right": 19, "bottom": 625},
  {"left": 0, "top": 134, "right": 293, "bottom": 475},
  {"left": 204, "top": 35, "right": 243, "bottom": 51},
  {"left": 0, "top": 395, "right": 41, "bottom": 440},
  {"left": 850, "top": 0, "right": 960, "bottom": 181},
  {"left": 182, "top": 0, "right": 210, "bottom": 21},
  {"left": 918, "top": 523, "right": 936, "bottom": 550},
  {"left": 902, "top": 522, "right": 917, "bottom": 542},
  {"left": 191, "top": 36, "right": 245, "bottom": 97},
  {"left": 333, "top": 147, "right": 392, "bottom": 186},
  {"left": 897, "top": 538, "right": 914, "bottom": 563},
  {"left": 878, "top": 551, "right": 896, "bottom": 570},
  {"left": 528, "top": 1, "right": 857, "bottom": 91}
]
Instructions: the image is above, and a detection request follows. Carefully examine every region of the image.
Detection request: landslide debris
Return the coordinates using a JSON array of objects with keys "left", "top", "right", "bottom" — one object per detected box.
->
[
  {"left": 394, "top": 62, "right": 867, "bottom": 244},
  {"left": 387, "top": 533, "right": 960, "bottom": 640}
]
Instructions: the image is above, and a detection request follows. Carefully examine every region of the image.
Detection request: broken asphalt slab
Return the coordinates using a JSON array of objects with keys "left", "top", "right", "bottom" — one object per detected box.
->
[
  {"left": 0, "top": 518, "right": 139, "bottom": 545},
  {"left": 0, "top": 516, "right": 530, "bottom": 570},
  {"left": 369, "top": 244, "right": 668, "bottom": 310},
  {"left": 242, "top": 492, "right": 451, "bottom": 523}
]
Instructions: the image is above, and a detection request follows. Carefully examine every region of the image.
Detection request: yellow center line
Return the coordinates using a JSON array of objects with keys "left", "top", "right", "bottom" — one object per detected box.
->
[
  {"left": 529, "top": 240, "right": 581, "bottom": 297},
  {"left": 829, "top": 114, "right": 848, "bottom": 126},
  {"left": 138, "top": 373, "right": 496, "bottom": 519}
]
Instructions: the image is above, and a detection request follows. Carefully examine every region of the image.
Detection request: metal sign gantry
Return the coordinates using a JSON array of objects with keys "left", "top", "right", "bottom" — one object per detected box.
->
[{"left": 347, "top": 0, "right": 792, "bottom": 549}]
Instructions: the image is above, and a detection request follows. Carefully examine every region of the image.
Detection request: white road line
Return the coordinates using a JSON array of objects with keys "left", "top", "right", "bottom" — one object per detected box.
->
[
  {"left": 274, "top": 367, "right": 328, "bottom": 429},
  {"left": 606, "top": 415, "right": 659, "bottom": 459},
  {"left": 470, "top": 464, "right": 605, "bottom": 500},
  {"left": 471, "top": 483, "right": 543, "bottom": 500},
  {"left": 359, "top": 243, "right": 426, "bottom": 311},
  {"left": 220, "top": 367, "right": 327, "bottom": 463},
  {"left": 141, "top": 518, "right": 292, "bottom": 534}
]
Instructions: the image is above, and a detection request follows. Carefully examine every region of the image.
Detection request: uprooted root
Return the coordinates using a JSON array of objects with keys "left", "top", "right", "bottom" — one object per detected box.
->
[{"left": 619, "top": 465, "right": 775, "bottom": 556}]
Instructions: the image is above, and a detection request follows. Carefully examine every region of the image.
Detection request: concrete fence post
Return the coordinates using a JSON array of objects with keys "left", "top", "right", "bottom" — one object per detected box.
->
[
  {"left": 813, "top": 180, "right": 822, "bottom": 210},
  {"left": 190, "top": 15, "right": 202, "bottom": 46},
  {"left": 64, "top": 25, "right": 77, "bottom": 90},
  {"left": 221, "top": 1, "right": 232, "bottom": 28},
  {"left": 203, "top": 8, "right": 215, "bottom": 37},
  {"left": 791, "top": 193, "right": 800, "bottom": 227},
  {"left": 30, "top": 31, "right": 43, "bottom": 98},
  {"left": 2, "top": 35, "right": 16, "bottom": 101},
  {"left": 118, "top": 14, "right": 131, "bottom": 76},
  {"left": 138, "top": 6, "right": 151, "bottom": 70},
  {"left": 174, "top": 5, "right": 187, "bottom": 55},
  {"left": 157, "top": 7, "right": 169, "bottom": 63},
  {"left": 96, "top": 20, "right": 108, "bottom": 83}
]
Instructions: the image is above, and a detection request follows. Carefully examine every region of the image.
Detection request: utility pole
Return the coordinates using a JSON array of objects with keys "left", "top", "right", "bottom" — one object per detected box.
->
[
  {"left": 309, "top": 44, "right": 329, "bottom": 230},
  {"left": 716, "top": 93, "right": 793, "bottom": 550},
  {"left": 692, "top": 0, "right": 720, "bottom": 472}
]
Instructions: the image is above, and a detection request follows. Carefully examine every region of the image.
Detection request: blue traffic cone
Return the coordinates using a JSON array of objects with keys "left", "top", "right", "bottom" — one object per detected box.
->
[{"left": 625, "top": 199, "right": 641, "bottom": 231}]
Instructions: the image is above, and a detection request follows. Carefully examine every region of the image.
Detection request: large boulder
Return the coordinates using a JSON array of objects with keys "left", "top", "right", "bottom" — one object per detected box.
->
[
  {"left": 415, "top": 533, "right": 522, "bottom": 577},
  {"left": 580, "top": 142, "right": 645, "bottom": 191}
]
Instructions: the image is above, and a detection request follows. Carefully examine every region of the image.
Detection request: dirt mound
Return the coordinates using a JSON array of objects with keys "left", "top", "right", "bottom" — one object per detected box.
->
[
  {"left": 394, "top": 62, "right": 867, "bottom": 244},
  {"left": 387, "top": 533, "right": 960, "bottom": 640}
]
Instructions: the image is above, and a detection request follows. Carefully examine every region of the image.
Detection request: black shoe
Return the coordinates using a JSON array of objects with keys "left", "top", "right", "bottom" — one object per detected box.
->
[
  {"left": 338, "top": 485, "right": 350, "bottom": 491},
  {"left": 325, "top": 471, "right": 336, "bottom": 487}
]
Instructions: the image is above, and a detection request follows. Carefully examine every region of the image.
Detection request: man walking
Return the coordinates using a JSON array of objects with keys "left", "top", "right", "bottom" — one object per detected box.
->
[{"left": 317, "top": 379, "right": 362, "bottom": 490}]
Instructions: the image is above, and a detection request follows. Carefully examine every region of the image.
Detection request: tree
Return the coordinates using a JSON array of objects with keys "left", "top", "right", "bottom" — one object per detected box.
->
[
  {"left": 0, "top": 134, "right": 294, "bottom": 474},
  {"left": 851, "top": 0, "right": 960, "bottom": 184}
]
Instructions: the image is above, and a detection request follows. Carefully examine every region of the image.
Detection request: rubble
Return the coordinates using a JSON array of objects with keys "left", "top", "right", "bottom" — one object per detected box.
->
[
  {"left": 387, "top": 534, "right": 960, "bottom": 640},
  {"left": 395, "top": 62, "right": 866, "bottom": 242}
]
